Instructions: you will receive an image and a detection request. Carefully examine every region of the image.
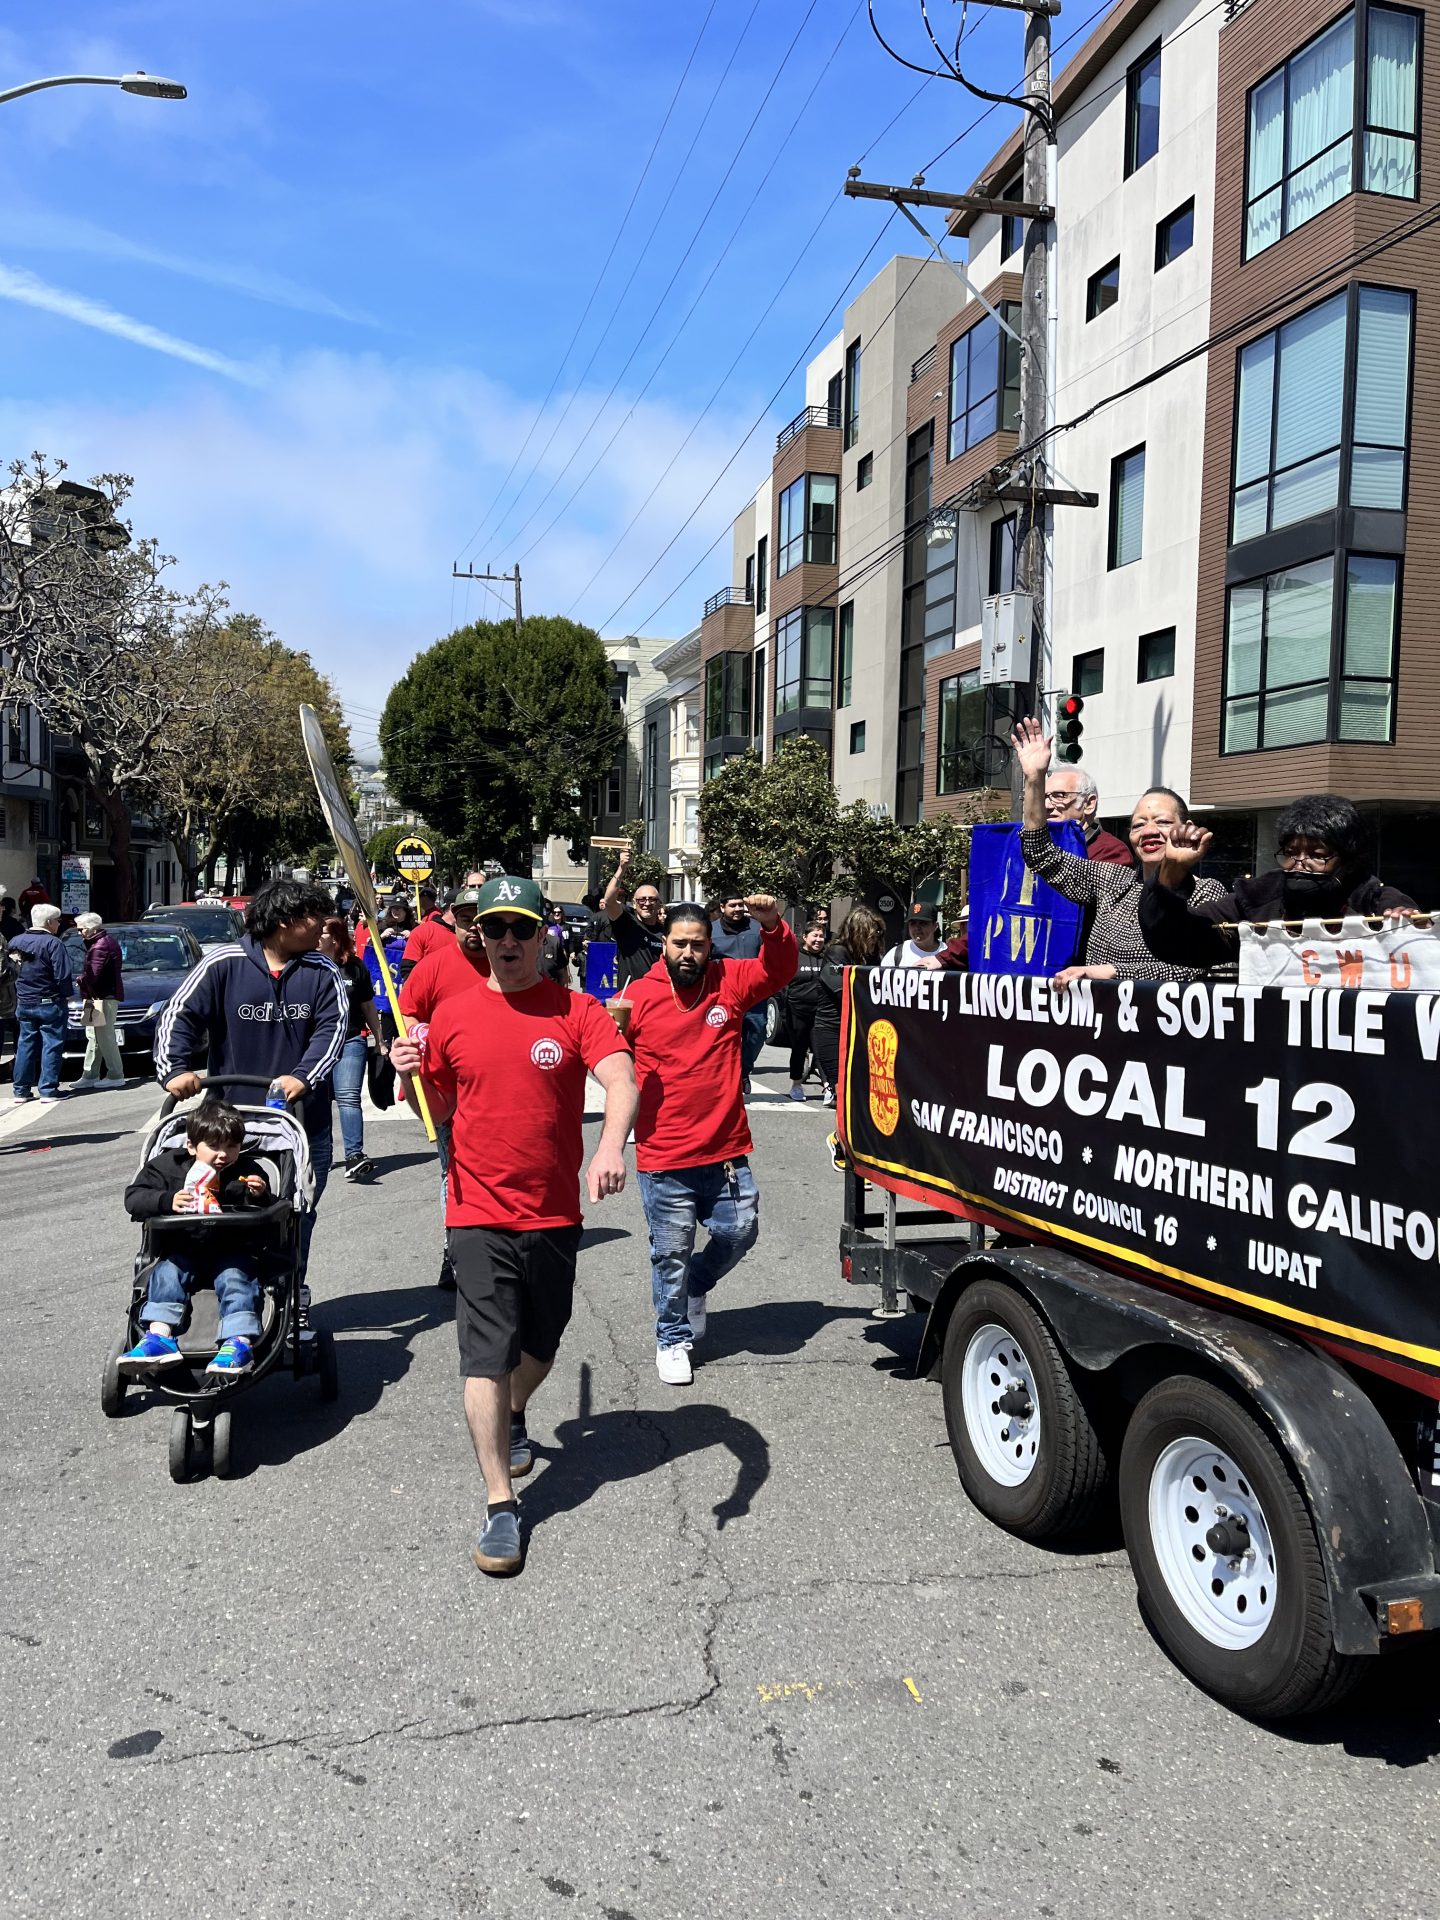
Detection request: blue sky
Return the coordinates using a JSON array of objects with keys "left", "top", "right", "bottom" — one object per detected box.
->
[{"left": 0, "top": 1, "right": 1034, "bottom": 752}]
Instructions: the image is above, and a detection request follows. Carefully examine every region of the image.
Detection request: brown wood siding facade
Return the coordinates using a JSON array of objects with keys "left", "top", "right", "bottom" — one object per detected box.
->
[
  {"left": 922, "top": 642, "right": 985, "bottom": 819},
  {"left": 1193, "top": 0, "right": 1440, "bottom": 807},
  {"left": 905, "top": 274, "right": 1024, "bottom": 504},
  {"left": 770, "top": 422, "right": 842, "bottom": 624}
]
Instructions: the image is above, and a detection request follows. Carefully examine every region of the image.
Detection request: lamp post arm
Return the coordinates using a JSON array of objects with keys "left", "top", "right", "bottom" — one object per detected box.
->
[{"left": 0, "top": 75, "right": 121, "bottom": 105}]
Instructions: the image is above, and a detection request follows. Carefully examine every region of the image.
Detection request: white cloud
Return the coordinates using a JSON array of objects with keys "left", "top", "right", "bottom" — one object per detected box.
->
[
  {"left": 0, "top": 262, "right": 266, "bottom": 384},
  {"left": 0, "top": 349, "right": 776, "bottom": 725}
]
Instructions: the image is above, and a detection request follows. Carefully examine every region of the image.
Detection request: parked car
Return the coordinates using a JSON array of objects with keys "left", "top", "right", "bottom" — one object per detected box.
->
[
  {"left": 63, "top": 923, "right": 205, "bottom": 1062},
  {"left": 142, "top": 902, "right": 244, "bottom": 951}
]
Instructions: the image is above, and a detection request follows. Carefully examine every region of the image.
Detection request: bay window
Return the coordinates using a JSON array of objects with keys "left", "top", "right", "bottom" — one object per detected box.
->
[
  {"left": 777, "top": 473, "right": 838, "bottom": 574},
  {"left": 948, "top": 303, "right": 1021, "bottom": 460},
  {"left": 774, "top": 607, "right": 834, "bottom": 716},
  {"left": 1245, "top": 6, "right": 1419, "bottom": 260},
  {"left": 704, "top": 652, "right": 752, "bottom": 742}
]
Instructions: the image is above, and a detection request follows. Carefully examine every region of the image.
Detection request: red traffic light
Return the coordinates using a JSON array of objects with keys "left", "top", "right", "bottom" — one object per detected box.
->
[
  {"left": 1060, "top": 694, "right": 1084, "bottom": 719},
  {"left": 1057, "top": 692, "right": 1085, "bottom": 763}
]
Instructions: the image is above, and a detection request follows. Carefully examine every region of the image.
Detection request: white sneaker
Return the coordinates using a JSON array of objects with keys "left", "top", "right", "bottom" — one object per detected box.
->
[
  {"left": 687, "top": 1294, "right": 707, "bottom": 1341},
  {"left": 656, "top": 1344, "right": 693, "bottom": 1386}
]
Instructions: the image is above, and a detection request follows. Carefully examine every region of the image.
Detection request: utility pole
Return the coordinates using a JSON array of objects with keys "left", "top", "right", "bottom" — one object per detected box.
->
[
  {"left": 1013, "top": 1, "right": 1055, "bottom": 805},
  {"left": 451, "top": 562, "right": 523, "bottom": 638}
]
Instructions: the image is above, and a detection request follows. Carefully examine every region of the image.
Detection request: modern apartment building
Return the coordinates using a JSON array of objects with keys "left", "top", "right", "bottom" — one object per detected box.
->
[{"left": 691, "top": 0, "right": 1437, "bottom": 901}]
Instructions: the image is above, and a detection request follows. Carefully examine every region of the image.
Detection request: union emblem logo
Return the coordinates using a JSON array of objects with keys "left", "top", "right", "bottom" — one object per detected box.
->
[
  {"left": 530, "top": 1037, "right": 564, "bottom": 1070},
  {"left": 705, "top": 1006, "right": 728, "bottom": 1028},
  {"left": 867, "top": 1019, "right": 900, "bottom": 1136}
]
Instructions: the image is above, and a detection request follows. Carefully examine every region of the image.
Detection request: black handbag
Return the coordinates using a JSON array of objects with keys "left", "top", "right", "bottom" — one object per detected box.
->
[{"left": 366, "top": 1047, "right": 396, "bottom": 1111}]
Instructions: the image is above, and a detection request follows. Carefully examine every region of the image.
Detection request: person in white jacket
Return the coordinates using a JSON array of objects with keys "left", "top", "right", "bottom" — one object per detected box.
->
[{"left": 880, "top": 900, "right": 943, "bottom": 967}]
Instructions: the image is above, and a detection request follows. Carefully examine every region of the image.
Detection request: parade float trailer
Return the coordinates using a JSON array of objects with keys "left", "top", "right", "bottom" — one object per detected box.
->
[{"left": 838, "top": 960, "right": 1440, "bottom": 1717}]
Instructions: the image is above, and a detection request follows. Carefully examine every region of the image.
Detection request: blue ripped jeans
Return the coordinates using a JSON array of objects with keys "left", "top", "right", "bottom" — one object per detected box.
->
[{"left": 637, "top": 1159, "right": 760, "bottom": 1349}]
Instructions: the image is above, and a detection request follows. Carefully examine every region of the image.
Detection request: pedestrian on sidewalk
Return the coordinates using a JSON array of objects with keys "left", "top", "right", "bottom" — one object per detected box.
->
[
  {"left": 319, "top": 915, "right": 385, "bottom": 1182},
  {"left": 710, "top": 892, "right": 768, "bottom": 1096},
  {"left": 0, "top": 896, "right": 21, "bottom": 940},
  {"left": 74, "top": 912, "right": 126, "bottom": 1087},
  {"left": 784, "top": 922, "right": 828, "bottom": 1101},
  {"left": 155, "top": 878, "right": 346, "bottom": 1291},
  {"left": 600, "top": 845, "right": 665, "bottom": 990},
  {"left": 10, "top": 904, "right": 75, "bottom": 1105},
  {"left": 880, "top": 901, "right": 944, "bottom": 967},
  {"left": 625, "top": 896, "right": 797, "bottom": 1384},
  {"left": 390, "top": 875, "right": 637, "bottom": 1578},
  {"left": 398, "top": 884, "right": 491, "bottom": 1291}
]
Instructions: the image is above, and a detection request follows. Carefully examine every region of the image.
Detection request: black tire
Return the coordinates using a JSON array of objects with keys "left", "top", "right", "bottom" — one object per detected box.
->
[
  {"left": 317, "top": 1328, "right": 339, "bottom": 1404},
  {"left": 100, "top": 1336, "right": 128, "bottom": 1419},
  {"left": 211, "top": 1409, "right": 234, "bottom": 1479},
  {"left": 941, "top": 1279, "right": 1109, "bottom": 1541},
  {"left": 1119, "top": 1375, "right": 1359, "bottom": 1719},
  {"left": 167, "top": 1408, "right": 194, "bottom": 1484}
]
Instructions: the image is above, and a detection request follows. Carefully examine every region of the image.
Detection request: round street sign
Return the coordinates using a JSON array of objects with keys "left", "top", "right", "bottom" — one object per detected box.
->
[{"left": 394, "top": 835, "right": 433, "bottom": 882}]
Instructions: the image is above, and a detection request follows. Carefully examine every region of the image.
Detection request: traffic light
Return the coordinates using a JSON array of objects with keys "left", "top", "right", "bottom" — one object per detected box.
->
[{"left": 1057, "top": 694, "right": 1085, "bottom": 763}]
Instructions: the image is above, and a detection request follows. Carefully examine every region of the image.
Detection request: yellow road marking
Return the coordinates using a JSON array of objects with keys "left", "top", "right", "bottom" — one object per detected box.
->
[{"left": 903, "top": 1676, "right": 923, "bottom": 1705}]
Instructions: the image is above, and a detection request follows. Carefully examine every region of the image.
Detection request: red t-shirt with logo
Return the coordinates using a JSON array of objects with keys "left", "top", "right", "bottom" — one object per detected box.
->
[
  {"left": 399, "top": 935, "right": 489, "bottom": 1025},
  {"left": 402, "top": 913, "right": 453, "bottom": 972},
  {"left": 420, "top": 981, "right": 628, "bottom": 1229},
  {"left": 625, "top": 921, "right": 797, "bottom": 1174}
]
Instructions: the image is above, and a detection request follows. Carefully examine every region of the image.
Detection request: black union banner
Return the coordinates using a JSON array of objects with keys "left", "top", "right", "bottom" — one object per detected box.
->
[{"left": 839, "top": 966, "right": 1440, "bottom": 1389}]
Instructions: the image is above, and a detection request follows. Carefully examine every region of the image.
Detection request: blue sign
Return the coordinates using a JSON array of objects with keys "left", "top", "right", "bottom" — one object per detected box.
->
[
  {"left": 968, "top": 821, "right": 1087, "bottom": 976},
  {"left": 584, "top": 940, "right": 619, "bottom": 1002}
]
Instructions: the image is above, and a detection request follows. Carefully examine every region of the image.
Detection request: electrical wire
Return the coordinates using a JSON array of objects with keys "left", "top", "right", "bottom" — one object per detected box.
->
[
  {"left": 500, "top": 0, "right": 833, "bottom": 562},
  {"left": 453, "top": 0, "right": 722, "bottom": 568}
]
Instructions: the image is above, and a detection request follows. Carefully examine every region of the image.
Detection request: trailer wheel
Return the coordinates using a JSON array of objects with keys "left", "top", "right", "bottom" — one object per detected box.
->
[
  {"left": 1120, "top": 1376, "right": 1359, "bottom": 1718},
  {"left": 941, "top": 1280, "right": 1109, "bottom": 1540}
]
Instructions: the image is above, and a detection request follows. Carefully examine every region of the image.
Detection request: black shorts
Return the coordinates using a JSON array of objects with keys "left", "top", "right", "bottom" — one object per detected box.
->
[{"left": 449, "top": 1224, "right": 582, "bottom": 1378}]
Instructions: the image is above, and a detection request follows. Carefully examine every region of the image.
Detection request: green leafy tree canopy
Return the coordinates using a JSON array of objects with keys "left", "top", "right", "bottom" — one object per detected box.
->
[
  {"left": 596, "top": 820, "right": 669, "bottom": 896},
  {"left": 697, "top": 738, "right": 847, "bottom": 907},
  {"left": 379, "top": 615, "right": 618, "bottom": 870}
]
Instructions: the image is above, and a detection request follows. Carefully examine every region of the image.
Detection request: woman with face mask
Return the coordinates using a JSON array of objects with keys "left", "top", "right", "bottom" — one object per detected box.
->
[{"left": 1139, "top": 792, "right": 1418, "bottom": 970}]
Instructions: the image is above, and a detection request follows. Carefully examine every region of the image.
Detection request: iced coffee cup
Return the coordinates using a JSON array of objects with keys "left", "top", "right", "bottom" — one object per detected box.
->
[{"left": 606, "top": 999, "right": 632, "bottom": 1036}]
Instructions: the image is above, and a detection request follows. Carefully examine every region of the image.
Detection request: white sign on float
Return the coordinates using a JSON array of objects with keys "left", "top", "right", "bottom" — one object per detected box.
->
[{"left": 1238, "top": 915, "right": 1440, "bottom": 991}]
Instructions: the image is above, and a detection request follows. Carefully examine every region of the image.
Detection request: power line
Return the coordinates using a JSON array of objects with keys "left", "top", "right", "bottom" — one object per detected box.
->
[
  {"left": 481, "top": 0, "right": 769, "bottom": 556},
  {"left": 500, "top": 0, "right": 832, "bottom": 562},
  {"left": 452, "top": 0, "right": 722, "bottom": 568}
]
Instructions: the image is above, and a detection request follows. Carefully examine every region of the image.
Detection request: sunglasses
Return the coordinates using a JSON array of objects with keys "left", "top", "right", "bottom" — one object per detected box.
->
[{"left": 479, "top": 916, "right": 539, "bottom": 940}]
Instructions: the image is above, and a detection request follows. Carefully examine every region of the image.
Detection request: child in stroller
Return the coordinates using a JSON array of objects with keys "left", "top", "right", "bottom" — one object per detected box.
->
[{"left": 120, "top": 1100, "right": 273, "bottom": 1379}]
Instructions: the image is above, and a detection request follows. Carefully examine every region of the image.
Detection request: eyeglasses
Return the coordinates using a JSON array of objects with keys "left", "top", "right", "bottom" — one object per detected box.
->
[
  {"left": 479, "top": 916, "right": 539, "bottom": 940},
  {"left": 1278, "top": 846, "right": 1338, "bottom": 871},
  {"left": 634, "top": 897, "right": 661, "bottom": 910},
  {"left": 1044, "top": 790, "right": 1082, "bottom": 809}
]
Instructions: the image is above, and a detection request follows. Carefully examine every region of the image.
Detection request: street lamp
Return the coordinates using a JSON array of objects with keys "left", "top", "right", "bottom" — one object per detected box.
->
[{"left": 0, "top": 70, "right": 187, "bottom": 108}]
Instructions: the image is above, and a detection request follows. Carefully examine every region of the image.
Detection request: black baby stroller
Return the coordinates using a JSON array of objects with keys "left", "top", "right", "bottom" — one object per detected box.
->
[{"left": 100, "top": 1076, "right": 338, "bottom": 1481}]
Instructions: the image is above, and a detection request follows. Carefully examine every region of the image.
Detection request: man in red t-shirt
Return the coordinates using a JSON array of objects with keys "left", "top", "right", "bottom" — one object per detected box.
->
[
  {"left": 625, "top": 897, "right": 796, "bottom": 1386},
  {"left": 391, "top": 875, "right": 637, "bottom": 1577},
  {"left": 399, "top": 887, "right": 491, "bottom": 1292},
  {"left": 400, "top": 887, "right": 449, "bottom": 980}
]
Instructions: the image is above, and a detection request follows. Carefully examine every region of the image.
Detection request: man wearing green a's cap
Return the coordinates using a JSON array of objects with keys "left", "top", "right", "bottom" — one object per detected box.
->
[{"left": 391, "top": 873, "right": 638, "bottom": 1577}]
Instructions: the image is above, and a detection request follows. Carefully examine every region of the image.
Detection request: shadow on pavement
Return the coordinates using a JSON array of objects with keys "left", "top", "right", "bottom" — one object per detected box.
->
[
  {"left": 219, "top": 1281, "right": 454, "bottom": 1477},
  {"left": 522, "top": 1361, "right": 769, "bottom": 1533},
  {"left": 1, "top": 1130, "right": 133, "bottom": 1154},
  {"left": 579, "top": 1224, "right": 630, "bottom": 1250},
  {"left": 366, "top": 1150, "right": 440, "bottom": 1177},
  {"left": 699, "top": 1298, "right": 878, "bottom": 1363},
  {"left": 1259, "top": 1635, "right": 1440, "bottom": 1763}
]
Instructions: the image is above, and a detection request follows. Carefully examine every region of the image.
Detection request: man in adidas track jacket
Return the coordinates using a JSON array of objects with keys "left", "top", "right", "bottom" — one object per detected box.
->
[{"left": 155, "top": 878, "right": 346, "bottom": 1277}]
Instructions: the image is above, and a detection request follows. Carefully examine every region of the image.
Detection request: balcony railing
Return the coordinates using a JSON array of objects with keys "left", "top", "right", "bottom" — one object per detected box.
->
[
  {"left": 703, "top": 585, "right": 751, "bottom": 618},
  {"left": 910, "top": 345, "right": 938, "bottom": 386},
  {"left": 775, "top": 403, "right": 841, "bottom": 452}
]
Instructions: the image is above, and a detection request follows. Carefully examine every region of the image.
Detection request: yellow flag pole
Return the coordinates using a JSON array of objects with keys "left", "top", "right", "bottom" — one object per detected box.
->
[{"left": 366, "top": 918, "right": 436, "bottom": 1144}]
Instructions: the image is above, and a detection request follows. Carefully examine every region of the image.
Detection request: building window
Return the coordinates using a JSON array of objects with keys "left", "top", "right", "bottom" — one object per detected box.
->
[
  {"left": 753, "top": 645, "right": 766, "bottom": 754},
  {"left": 856, "top": 452, "right": 874, "bottom": 490},
  {"left": 1155, "top": 197, "right": 1194, "bottom": 269},
  {"left": 937, "top": 669, "right": 990, "bottom": 793},
  {"left": 704, "top": 751, "right": 726, "bottom": 781},
  {"left": 1000, "top": 175, "right": 1024, "bottom": 260},
  {"left": 777, "top": 473, "right": 838, "bottom": 574},
  {"left": 604, "top": 762, "right": 623, "bottom": 817},
  {"left": 826, "top": 369, "right": 843, "bottom": 427},
  {"left": 1086, "top": 258, "right": 1120, "bottom": 321},
  {"left": 684, "top": 794, "right": 699, "bottom": 849},
  {"left": 1138, "top": 628, "right": 1176, "bottom": 682},
  {"left": 1108, "top": 446, "right": 1146, "bottom": 569},
  {"left": 774, "top": 607, "right": 834, "bottom": 715},
  {"left": 1245, "top": 7, "right": 1417, "bottom": 261},
  {"left": 849, "top": 720, "right": 867, "bottom": 754},
  {"left": 988, "top": 514, "right": 1017, "bottom": 595},
  {"left": 744, "top": 552, "right": 755, "bottom": 603},
  {"left": 1224, "top": 552, "right": 1398, "bottom": 751},
  {"left": 843, "top": 338, "right": 862, "bottom": 450},
  {"left": 1125, "top": 41, "right": 1162, "bottom": 176},
  {"left": 947, "top": 302, "right": 1021, "bottom": 459},
  {"left": 837, "top": 601, "right": 854, "bottom": 708},
  {"left": 1073, "top": 649, "right": 1105, "bottom": 697},
  {"left": 755, "top": 534, "right": 768, "bottom": 614},
  {"left": 704, "top": 651, "right": 752, "bottom": 740},
  {"left": 1232, "top": 284, "right": 1412, "bottom": 543},
  {"left": 643, "top": 719, "right": 659, "bottom": 829}
]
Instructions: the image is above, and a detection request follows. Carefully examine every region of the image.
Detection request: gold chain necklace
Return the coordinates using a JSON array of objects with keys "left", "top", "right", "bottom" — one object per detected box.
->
[{"left": 667, "top": 969, "right": 708, "bottom": 1013}]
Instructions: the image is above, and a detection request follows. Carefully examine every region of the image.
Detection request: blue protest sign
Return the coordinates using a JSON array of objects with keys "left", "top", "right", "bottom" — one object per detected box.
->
[
  {"left": 584, "top": 941, "right": 619, "bottom": 1002},
  {"left": 968, "top": 821, "right": 1087, "bottom": 975}
]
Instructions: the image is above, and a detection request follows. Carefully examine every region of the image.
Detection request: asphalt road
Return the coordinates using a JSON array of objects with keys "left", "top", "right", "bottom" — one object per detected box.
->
[{"left": 3, "top": 1050, "right": 1437, "bottom": 1919}]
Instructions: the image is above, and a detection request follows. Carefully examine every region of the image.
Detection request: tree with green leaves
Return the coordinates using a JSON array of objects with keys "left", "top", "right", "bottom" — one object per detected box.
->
[
  {"left": 838, "top": 792, "right": 1007, "bottom": 925},
  {"left": 697, "top": 738, "right": 847, "bottom": 907},
  {"left": 595, "top": 820, "right": 668, "bottom": 896},
  {"left": 379, "top": 616, "right": 619, "bottom": 870}
]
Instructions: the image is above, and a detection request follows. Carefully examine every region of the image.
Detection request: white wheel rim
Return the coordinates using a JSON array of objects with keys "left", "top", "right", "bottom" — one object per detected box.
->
[
  {"left": 1148, "top": 1437, "right": 1278, "bottom": 1650},
  {"left": 961, "top": 1322, "right": 1041, "bottom": 1487}
]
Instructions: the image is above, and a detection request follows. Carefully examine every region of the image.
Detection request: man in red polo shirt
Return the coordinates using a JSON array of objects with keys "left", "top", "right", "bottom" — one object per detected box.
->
[
  {"left": 399, "top": 886, "right": 491, "bottom": 1292},
  {"left": 625, "top": 896, "right": 796, "bottom": 1385},
  {"left": 391, "top": 875, "right": 636, "bottom": 1578}
]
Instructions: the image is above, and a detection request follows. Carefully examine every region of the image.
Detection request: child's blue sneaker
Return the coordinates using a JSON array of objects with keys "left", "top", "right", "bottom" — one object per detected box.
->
[
  {"left": 118, "top": 1331, "right": 183, "bottom": 1376},
  {"left": 206, "top": 1337, "right": 255, "bottom": 1377}
]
